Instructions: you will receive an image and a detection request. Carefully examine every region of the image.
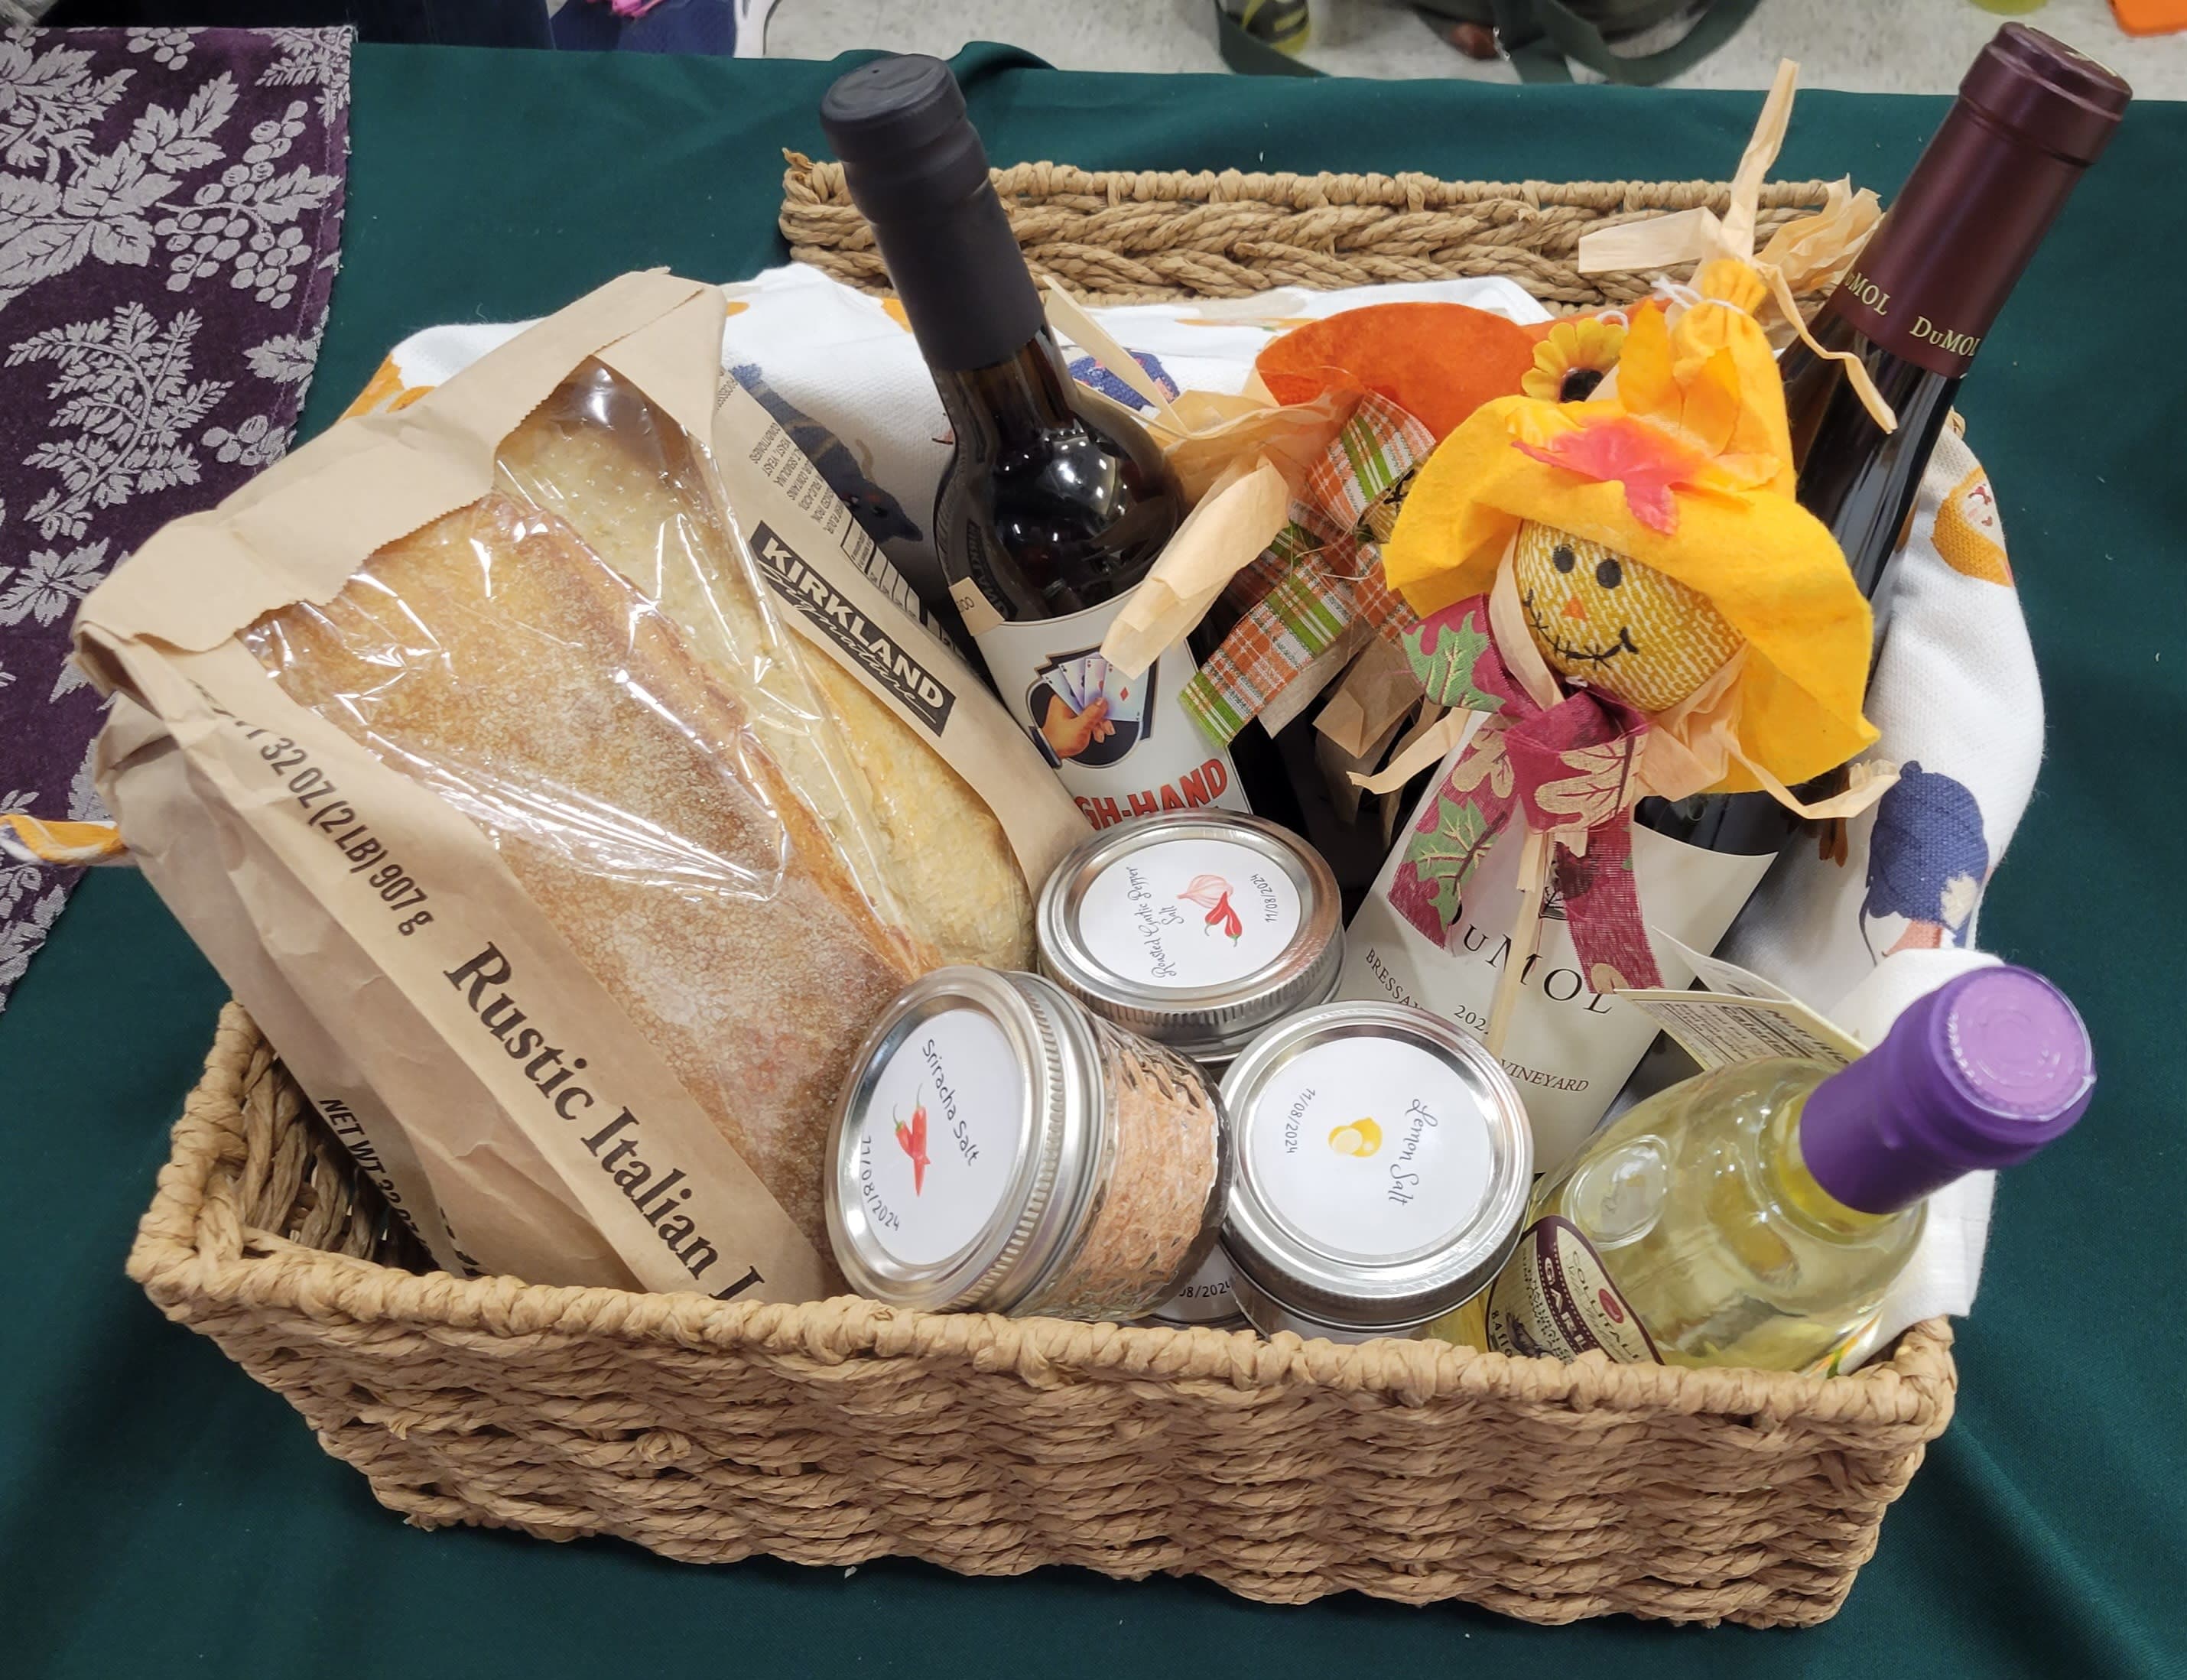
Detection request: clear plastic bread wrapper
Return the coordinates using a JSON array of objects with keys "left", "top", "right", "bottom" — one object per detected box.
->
[{"left": 74, "top": 271, "right": 1087, "bottom": 1301}]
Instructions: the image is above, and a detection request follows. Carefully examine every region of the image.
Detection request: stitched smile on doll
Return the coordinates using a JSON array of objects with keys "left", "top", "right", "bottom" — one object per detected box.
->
[
  {"left": 1523, "top": 538, "right": 1643, "bottom": 667},
  {"left": 1524, "top": 581, "right": 1643, "bottom": 668}
]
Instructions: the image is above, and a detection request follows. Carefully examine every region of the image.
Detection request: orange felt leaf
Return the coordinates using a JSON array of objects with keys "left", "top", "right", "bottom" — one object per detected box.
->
[
  {"left": 1513, "top": 416, "right": 1709, "bottom": 535},
  {"left": 1257, "top": 303, "right": 1536, "bottom": 440}
]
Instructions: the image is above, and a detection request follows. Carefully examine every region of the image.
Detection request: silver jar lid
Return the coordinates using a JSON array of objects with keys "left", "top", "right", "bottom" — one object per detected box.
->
[
  {"left": 1037, "top": 812, "right": 1341, "bottom": 1064},
  {"left": 827, "top": 967, "right": 1107, "bottom": 1313},
  {"left": 1220, "top": 1002, "right": 1532, "bottom": 1338}
]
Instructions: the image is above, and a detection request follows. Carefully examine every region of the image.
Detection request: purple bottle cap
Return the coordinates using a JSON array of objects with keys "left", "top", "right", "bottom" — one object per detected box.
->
[{"left": 1800, "top": 966, "right": 2094, "bottom": 1215}]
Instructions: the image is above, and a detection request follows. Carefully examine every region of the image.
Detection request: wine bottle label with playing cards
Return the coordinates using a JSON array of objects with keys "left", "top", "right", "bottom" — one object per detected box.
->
[{"left": 957, "top": 586, "right": 1246, "bottom": 831}]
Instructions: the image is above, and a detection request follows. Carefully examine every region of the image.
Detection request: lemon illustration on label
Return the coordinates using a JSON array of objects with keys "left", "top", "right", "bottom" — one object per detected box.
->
[{"left": 1327, "top": 1118, "right": 1383, "bottom": 1157}]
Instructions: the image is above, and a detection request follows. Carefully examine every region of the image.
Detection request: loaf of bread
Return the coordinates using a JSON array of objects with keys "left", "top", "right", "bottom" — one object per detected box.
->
[
  {"left": 247, "top": 495, "right": 921, "bottom": 1253},
  {"left": 496, "top": 368, "right": 1033, "bottom": 973}
]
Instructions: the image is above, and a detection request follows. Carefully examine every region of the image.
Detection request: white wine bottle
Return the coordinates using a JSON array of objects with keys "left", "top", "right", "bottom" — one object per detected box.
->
[{"left": 1480, "top": 966, "right": 2091, "bottom": 1373}]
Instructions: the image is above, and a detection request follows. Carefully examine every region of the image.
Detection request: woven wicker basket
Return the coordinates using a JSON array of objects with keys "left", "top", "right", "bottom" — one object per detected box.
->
[
  {"left": 779, "top": 156, "right": 1839, "bottom": 307},
  {"left": 128, "top": 166, "right": 1958, "bottom": 1630}
]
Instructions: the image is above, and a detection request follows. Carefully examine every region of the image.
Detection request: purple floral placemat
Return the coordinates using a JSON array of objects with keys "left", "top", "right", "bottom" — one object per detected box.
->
[{"left": 0, "top": 25, "right": 349, "bottom": 1011}]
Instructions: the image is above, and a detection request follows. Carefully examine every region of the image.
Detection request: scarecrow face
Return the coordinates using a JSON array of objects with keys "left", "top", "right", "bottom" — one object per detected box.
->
[{"left": 1513, "top": 521, "right": 1740, "bottom": 714}]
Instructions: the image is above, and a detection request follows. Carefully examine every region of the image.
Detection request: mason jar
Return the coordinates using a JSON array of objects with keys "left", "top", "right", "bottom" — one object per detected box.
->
[
  {"left": 827, "top": 966, "right": 1228, "bottom": 1321},
  {"left": 1036, "top": 811, "right": 1342, "bottom": 1067},
  {"left": 1218, "top": 1001, "right": 1532, "bottom": 1343},
  {"left": 1144, "top": 1243, "right": 1250, "bottom": 1331}
]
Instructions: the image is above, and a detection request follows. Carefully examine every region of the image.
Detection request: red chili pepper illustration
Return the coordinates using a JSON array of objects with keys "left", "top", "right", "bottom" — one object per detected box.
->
[
  {"left": 1209, "top": 892, "right": 1242, "bottom": 942},
  {"left": 894, "top": 1096, "right": 931, "bottom": 1195},
  {"left": 1178, "top": 873, "right": 1244, "bottom": 944}
]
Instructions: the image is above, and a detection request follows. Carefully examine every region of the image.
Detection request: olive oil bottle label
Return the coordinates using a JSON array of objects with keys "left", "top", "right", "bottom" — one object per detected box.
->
[
  {"left": 972, "top": 596, "right": 1246, "bottom": 830},
  {"left": 1486, "top": 1214, "right": 1661, "bottom": 1364}
]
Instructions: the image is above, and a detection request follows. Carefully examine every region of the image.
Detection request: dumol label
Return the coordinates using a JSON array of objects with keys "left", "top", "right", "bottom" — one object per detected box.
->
[
  {"left": 1340, "top": 786, "right": 1770, "bottom": 1175},
  {"left": 751, "top": 521, "right": 957, "bottom": 734}
]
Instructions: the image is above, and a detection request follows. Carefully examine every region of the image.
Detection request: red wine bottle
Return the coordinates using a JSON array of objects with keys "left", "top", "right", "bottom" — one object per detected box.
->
[
  {"left": 1779, "top": 24, "right": 2128, "bottom": 618},
  {"left": 1638, "top": 25, "right": 2129, "bottom": 856},
  {"left": 821, "top": 56, "right": 1298, "bottom": 834}
]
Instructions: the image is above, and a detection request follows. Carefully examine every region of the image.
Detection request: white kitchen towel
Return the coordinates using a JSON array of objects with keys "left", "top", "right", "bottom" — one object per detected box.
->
[{"left": 1722, "top": 421, "right": 2039, "bottom": 1006}]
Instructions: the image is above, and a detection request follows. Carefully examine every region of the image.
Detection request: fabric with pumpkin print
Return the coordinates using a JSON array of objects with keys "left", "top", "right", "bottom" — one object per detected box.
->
[{"left": 1722, "top": 423, "right": 2038, "bottom": 1009}]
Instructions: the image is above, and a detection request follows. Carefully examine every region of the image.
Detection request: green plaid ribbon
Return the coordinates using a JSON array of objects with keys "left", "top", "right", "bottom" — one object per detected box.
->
[{"left": 1182, "top": 392, "right": 1437, "bottom": 745}]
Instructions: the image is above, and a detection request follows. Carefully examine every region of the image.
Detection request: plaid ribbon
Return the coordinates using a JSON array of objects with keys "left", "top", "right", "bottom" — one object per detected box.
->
[{"left": 1181, "top": 392, "right": 1436, "bottom": 745}]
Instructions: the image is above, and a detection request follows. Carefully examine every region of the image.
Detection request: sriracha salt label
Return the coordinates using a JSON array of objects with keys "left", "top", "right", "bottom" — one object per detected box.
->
[
  {"left": 972, "top": 595, "right": 1247, "bottom": 830},
  {"left": 852, "top": 1006, "right": 1022, "bottom": 1268}
]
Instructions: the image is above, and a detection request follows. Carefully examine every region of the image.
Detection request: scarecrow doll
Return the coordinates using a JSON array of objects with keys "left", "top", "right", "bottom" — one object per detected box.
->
[{"left": 1378, "top": 256, "right": 1889, "bottom": 1048}]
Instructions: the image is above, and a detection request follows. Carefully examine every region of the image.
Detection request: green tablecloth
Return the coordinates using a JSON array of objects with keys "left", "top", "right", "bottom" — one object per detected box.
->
[{"left": 5, "top": 41, "right": 2182, "bottom": 1678}]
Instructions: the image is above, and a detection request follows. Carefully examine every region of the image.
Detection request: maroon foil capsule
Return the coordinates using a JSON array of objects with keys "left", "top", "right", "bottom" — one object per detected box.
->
[{"left": 1825, "top": 24, "right": 2130, "bottom": 379}]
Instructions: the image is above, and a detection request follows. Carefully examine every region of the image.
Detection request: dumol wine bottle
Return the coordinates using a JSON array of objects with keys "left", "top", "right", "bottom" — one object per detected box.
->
[
  {"left": 1779, "top": 24, "right": 2129, "bottom": 613},
  {"left": 822, "top": 57, "right": 1256, "bottom": 833},
  {"left": 1342, "top": 26, "right": 2127, "bottom": 1175}
]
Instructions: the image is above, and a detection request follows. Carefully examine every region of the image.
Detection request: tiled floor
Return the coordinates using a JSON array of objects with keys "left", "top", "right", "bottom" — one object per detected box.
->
[{"left": 765, "top": 0, "right": 2185, "bottom": 96}]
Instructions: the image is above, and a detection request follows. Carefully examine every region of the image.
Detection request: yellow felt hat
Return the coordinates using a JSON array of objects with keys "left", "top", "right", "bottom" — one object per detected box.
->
[{"left": 1383, "top": 258, "right": 1877, "bottom": 791}]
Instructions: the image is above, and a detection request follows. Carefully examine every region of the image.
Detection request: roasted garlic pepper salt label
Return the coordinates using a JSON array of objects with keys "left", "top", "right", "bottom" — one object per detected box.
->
[
  {"left": 1075, "top": 835, "right": 1303, "bottom": 989},
  {"left": 1038, "top": 812, "right": 1342, "bottom": 1064}
]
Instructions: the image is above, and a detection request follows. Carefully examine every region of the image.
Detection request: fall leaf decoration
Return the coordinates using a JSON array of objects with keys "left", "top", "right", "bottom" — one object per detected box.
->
[
  {"left": 1400, "top": 794, "right": 1503, "bottom": 931},
  {"left": 1405, "top": 603, "right": 1503, "bottom": 714},
  {"left": 1386, "top": 590, "right": 1655, "bottom": 992},
  {"left": 1513, "top": 414, "right": 1713, "bottom": 538},
  {"left": 1526, "top": 736, "right": 1646, "bottom": 834},
  {"left": 1445, "top": 720, "right": 1514, "bottom": 801}
]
